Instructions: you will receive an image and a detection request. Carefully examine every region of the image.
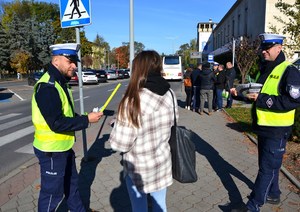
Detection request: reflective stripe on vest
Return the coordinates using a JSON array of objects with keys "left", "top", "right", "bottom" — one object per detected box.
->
[
  {"left": 32, "top": 72, "right": 75, "bottom": 151},
  {"left": 256, "top": 61, "right": 295, "bottom": 126}
]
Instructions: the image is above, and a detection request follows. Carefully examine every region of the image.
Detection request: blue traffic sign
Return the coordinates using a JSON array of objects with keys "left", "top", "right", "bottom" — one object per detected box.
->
[
  {"left": 59, "top": 0, "right": 91, "bottom": 28},
  {"left": 208, "top": 54, "right": 214, "bottom": 63}
]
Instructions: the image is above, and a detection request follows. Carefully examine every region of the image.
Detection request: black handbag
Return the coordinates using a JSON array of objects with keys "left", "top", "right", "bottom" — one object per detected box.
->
[{"left": 169, "top": 90, "right": 198, "bottom": 183}]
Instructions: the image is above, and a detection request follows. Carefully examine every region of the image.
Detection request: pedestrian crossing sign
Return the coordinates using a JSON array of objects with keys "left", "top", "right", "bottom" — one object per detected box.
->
[{"left": 59, "top": 0, "right": 91, "bottom": 28}]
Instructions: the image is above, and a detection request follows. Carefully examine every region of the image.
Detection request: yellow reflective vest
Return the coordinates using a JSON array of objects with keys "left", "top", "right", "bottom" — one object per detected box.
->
[
  {"left": 256, "top": 61, "right": 295, "bottom": 126},
  {"left": 32, "top": 72, "right": 75, "bottom": 151}
]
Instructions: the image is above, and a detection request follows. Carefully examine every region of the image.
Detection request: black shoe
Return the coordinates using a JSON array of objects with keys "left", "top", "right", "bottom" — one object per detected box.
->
[
  {"left": 231, "top": 205, "right": 251, "bottom": 212},
  {"left": 266, "top": 196, "right": 280, "bottom": 205}
]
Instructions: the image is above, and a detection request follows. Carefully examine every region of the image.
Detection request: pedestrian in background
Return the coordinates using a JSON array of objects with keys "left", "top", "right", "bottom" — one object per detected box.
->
[
  {"left": 183, "top": 67, "right": 193, "bottom": 110},
  {"left": 225, "top": 61, "right": 236, "bottom": 108},
  {"left": 32, "top": 43, "right": 103, "bottom": 211},
  {"left": 190, "top": 62, "right": 202, "bottom": 112},
  {"left": 199, "top": 62, "right": 216, "bottom": 115},
  {"left": 214, "top": 64, "right": 226, "bottom": 111},
  {"left": 212, "top": 62, "right": 219, "bottom": 110},
  {"left": 109, "top": 50, "right": 178, "bottom": 212},
  {"left": 231, "top": 33, "right": 300, "bottom": 212}
]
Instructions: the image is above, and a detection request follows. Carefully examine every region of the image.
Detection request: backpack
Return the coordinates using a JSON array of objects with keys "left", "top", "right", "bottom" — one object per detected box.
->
[{"left": 184, "top": 78, "right": 192, "bottom": 87}]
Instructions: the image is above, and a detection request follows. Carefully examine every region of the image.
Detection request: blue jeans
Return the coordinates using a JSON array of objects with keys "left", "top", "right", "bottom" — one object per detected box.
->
[
  {"left": 216, "top": 88, "right": 223, "bottom": 110},
  {"left": 226, "top": 92, "right": 233, "bottom": 108},
  {"left": 34, "top": 147, "right": 85, "bottom": 212},
  {"left": 246, "top": 135, "right": 287, "bottom": 212},
  {"left": 125, "top": 175, "right": 167, "bottom": 212}
]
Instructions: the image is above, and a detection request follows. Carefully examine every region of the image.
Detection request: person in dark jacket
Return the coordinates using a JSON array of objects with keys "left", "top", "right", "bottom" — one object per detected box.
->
[
  {"left": 212, "top": 62, "right": 219, "bottom": 110},
  {"left": 214, "top": 64, "right": 227, "bottom": 111},
  {"left": 225, "top": 61, "right": 236, "bottom": 108},
  {"left": 199, "top": 62, "right": 216, "bottom": 115},
  {"left": 32, "top": 43, "right": 103, "bottom": 211},
  {"left": 190, "top": 63, "right": 202, "bottom": 112},
  {"left": 231, "top": 34, "right": 300, "bottom": 212}
]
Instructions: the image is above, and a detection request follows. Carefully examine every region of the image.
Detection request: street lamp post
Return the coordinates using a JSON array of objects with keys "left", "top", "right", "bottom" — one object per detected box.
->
[{"left": 232, "top": 37, "right": 235, "bottom": 67}]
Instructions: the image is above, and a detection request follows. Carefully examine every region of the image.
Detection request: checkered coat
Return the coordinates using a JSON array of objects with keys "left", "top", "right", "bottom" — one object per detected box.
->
[{"left": 109, "top": 88, "right": 178, "bottom": 193}]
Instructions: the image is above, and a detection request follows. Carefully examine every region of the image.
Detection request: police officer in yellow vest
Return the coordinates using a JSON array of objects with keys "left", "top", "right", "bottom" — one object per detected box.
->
[
  {"left": 32, "top": 43, "right": 103, "bottom": 211},
  {"left": 231, "top": 34, "right": 300, "bottom": 212}
]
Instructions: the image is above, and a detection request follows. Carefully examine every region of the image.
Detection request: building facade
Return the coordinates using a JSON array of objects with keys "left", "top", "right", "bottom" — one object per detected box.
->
[{"left": 197, "top": 0, "right": 296, "bottom": 63}]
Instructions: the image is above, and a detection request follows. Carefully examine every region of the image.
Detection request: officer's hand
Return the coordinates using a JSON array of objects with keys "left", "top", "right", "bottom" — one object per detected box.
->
[
  {"left": 246, "top": 92, "right": 258, "bottom": 101},
  {"left": 230, "top": 88, "right": 237, "bottom": 96},
  {"left": 88, "top": 112, "right": 103, "bottom": 123}
]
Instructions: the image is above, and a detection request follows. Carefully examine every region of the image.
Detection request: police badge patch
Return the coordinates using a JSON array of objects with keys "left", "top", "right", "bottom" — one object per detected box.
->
[
  {"left": 288, "top": 85, "right": 300, "bottom": 99},
  {"left": 266, "top": 98, "right": 273, "bottom": 108}
]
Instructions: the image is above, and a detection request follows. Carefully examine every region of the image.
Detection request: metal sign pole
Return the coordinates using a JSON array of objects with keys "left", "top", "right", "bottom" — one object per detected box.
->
[
  {"left": 76, "top": 27, "right": 88, "bottom": 161},
  {"left": 129, "top": 0, "right": 134, "bottom": 72}
]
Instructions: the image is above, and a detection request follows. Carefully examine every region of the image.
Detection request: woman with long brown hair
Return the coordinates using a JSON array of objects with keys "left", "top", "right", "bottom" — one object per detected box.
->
[{"left": 109, "top": 50, "right": 178, "bottom": 211}]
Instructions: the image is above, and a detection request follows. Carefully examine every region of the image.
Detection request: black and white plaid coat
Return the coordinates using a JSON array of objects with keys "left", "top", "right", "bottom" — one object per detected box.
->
[{"left": 109, "top": 88, "right": 178, "bottom": 193}]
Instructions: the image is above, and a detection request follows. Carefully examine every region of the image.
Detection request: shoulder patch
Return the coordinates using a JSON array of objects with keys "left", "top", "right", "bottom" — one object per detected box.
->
[{"left": 288, "top": 85, "right": 300, "bottom": 99}]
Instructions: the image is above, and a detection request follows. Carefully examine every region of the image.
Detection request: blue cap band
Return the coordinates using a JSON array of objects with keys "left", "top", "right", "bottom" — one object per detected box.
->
[
  {"left": 262, "top": 39, "right": 283, "bottom": 44},
  {"left": 52, "top": 49, "right": 77, "bottom": 56}
]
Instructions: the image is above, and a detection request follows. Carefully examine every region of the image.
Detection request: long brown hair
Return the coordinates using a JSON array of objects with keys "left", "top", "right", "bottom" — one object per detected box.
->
[{"left": 118, "top": 50, "right": 162, "bottom": 128}]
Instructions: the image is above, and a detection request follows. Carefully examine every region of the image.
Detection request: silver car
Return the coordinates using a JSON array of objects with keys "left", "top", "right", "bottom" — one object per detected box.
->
[{"left": 105, "top": 70, "right": 118, "bottom": 80}]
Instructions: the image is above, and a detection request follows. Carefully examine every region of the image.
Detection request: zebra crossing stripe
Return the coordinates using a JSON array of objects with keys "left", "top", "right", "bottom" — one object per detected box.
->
[
  {"left": 15, "top": 143, "right": 34, "bottom": 154},
  {"left": 0, "top": 116, "right": 32, "bottom": 131},
  {"left": 0, "top": 113, "right": 21, "bottom": 121},
  {"left": 0, "top": 126, "right": 34, "bottom": 147}
]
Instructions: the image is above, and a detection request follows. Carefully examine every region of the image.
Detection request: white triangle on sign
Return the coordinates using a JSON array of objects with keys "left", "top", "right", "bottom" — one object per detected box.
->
[{"left": 62, "top": 0, "right": 89, "bottom": 22}]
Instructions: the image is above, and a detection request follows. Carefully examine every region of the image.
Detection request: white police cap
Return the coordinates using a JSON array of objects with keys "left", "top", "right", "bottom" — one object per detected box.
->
[
  {"left": 50, "top": 43, "right": 81, "bottom": 62},
  {"left": 213, "top": 62, "right": 219, "bottom": 66},
  {"left": 259, "top": 33, "right": 285, "bottom": 50}
]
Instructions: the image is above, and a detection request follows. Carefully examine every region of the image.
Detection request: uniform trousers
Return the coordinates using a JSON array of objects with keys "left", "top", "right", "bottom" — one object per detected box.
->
[
  {"left": 34, "top": 147, "right": 85, "bottom": 212},
  {"left": 246, "top": 135, "right": 287, "bottom": 211}
]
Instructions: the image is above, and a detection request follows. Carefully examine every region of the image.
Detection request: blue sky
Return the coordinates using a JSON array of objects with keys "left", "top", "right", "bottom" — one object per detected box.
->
[{"left": 4, "top": 0, "right": 237, "bottom": 54}]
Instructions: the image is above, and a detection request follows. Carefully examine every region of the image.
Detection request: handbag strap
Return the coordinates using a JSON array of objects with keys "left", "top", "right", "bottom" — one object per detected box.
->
[{"left": 169, "top": 89, "right": 177, "bottom": 126}]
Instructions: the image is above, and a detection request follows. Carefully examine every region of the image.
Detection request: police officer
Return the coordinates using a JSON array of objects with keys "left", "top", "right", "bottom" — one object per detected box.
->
[
  {"left": 32, "top": 43, "right": 103, "bottom": 211},
  {"left": 231, "top": 33, "right": 300, "bottom": 212}
]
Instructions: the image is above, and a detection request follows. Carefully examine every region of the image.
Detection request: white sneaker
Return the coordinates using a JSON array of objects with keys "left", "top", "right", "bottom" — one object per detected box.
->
[
  {"left": 185, "top": 106, "right": 188, "bottom": 109},
  {"left": 187, "top": 106, "right": 190, "bottom": 110}
]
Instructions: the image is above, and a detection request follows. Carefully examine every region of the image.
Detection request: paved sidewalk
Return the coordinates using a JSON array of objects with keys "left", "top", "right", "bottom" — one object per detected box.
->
[{"left": 0, "top": 93, "right": 299, "bottom": 212}]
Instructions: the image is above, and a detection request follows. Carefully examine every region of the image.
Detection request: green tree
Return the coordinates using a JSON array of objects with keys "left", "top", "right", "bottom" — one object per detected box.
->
[
  {"left": 0, "top": 23, "right": 10, "bottom": 74},
  {"left": 270, "top": 0, "right": 300, "bottom": 58},
  {"left": 177, "top": 39, "right": 197, "bottom": 68},
  {"left": 122, "top": 41, "right": 145, "bottom": 56},
  {"left": 93, "top": 34, "right": 109, "bottom": 69}
]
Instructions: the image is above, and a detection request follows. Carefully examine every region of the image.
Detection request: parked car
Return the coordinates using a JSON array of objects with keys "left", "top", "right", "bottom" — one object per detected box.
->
[
  {"left": 28, "top": 72, "right": 44, "bottom": 86},
  {"left": 116, "top": 70, "right": 124, "bottom": 79},
  {"left": 119, "top": 69, "right": 130, "bottom": 79},
  {"left": 93, "top": 69, "right": 107, "bottom": 83},
  {"left": 81, "top": 71, "right": 98, "bottom": 84},
  {"left": 69, "top": 71, "right": 79, "bottom": 86},
  {"left": 105, "top": 70, "right": 118, "bottom": 80}
]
